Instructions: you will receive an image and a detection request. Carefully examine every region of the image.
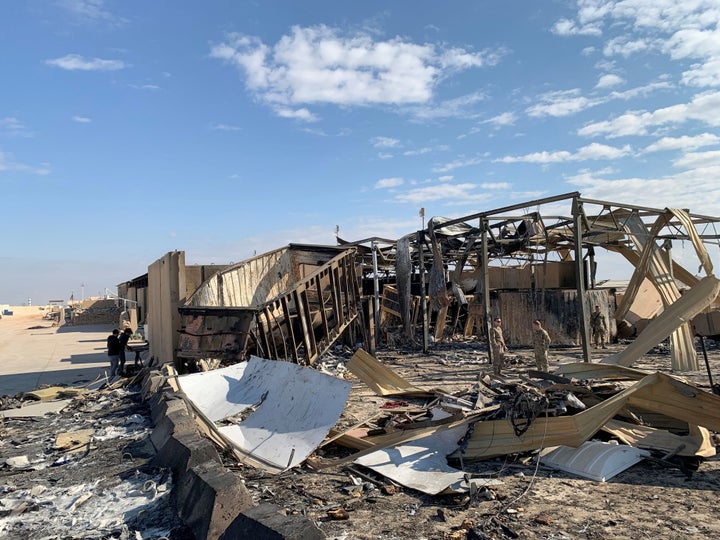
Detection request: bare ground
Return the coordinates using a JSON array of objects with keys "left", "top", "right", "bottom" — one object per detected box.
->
[{"left": 2, "top": 312, "right": 720, "bottom": 539}]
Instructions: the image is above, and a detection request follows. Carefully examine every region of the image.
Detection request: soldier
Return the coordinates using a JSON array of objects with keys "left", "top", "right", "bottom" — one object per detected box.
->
[
  {"left": 532, "top": 320, "right": 551, "bottom": 372},
  {"left": 490, "top": 317, "right": 508, "bottom": 375},
  {"left": 590, "top": 305, "right": 608, "bottom": 349}
]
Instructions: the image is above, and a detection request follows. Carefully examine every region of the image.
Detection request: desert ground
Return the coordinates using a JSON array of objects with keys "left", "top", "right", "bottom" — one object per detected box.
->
[{"left": 2, "top": 309, "right": 720, "bottom": 539}]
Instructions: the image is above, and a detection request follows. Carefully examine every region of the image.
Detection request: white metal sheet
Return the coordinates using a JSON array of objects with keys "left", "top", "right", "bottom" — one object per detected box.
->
[
  {"left": 178, "top": 356, "right": 352, "bottom": 473},
  {"left": 539, "top": 441, "right": 650, "bottom": 482},
  {"left": 355, "top": 425, "right": 482, "bottom": 495}
]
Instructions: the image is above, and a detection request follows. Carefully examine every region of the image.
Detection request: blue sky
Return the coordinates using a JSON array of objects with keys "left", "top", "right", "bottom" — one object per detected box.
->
[{"left": 2, "top": 0, "right": 720, "bottom": 305}]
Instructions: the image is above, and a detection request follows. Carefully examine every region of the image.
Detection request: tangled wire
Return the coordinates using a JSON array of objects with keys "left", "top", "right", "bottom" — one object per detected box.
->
[{"left": 507, "top": 390, "right": 549, "bottom": 436}]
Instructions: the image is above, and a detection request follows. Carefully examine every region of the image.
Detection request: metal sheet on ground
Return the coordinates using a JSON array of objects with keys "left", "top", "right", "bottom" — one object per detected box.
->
[{"left": 178, "top": 356, "right": 352, "bottom": 473}]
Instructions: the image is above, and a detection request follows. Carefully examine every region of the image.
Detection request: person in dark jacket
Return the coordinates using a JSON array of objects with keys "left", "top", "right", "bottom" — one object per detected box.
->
[
  {"left": 106, "top": 329, "right": 122, "bottom": 377},
  {"left": 118, "top": 328, "right": 134, "bottom": 376}
]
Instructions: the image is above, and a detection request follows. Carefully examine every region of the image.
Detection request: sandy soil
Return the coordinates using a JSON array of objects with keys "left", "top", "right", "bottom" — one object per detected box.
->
[
  {"left": 236, "top": 340, "right": 720, "bottom": 540},
  {"left": 2, "top": 309, "right": 720, "bottom": 539}
]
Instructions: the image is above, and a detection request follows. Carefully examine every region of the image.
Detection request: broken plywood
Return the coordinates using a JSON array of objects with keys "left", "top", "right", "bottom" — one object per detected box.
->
[
  {"left": 450, "top": 372, "right": 720, "bottom": 461},
  {"left": 603, "top": 275, "right": 720, "bottom": 368},
  {"left": 347, "top": 348, "right": 435, "bottom": 397}
]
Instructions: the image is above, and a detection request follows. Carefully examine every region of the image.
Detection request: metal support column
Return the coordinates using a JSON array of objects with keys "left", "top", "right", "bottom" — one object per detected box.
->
[
  {"left": 418, "top": 230, "right": 429, "bottom": 353},
  {"left": 480, "top": 219, "right": 493, "bottom": 366},
  {"left": 372, "top": 241, "right": 381, "bottom": 348},
  {"left": 573, "top": 197, "right": 591, "bottom": 362}
]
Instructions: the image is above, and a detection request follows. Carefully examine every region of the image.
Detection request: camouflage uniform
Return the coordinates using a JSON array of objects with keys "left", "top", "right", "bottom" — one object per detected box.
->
[
  {"left": 490, "top": 325, "right": 506, "bottom": 375},
  {"left": 590, "top": 310, "right": 608, "bottom": 348},
  {"left": 533, "top": 327, "right": 551, "bottom": 372}
]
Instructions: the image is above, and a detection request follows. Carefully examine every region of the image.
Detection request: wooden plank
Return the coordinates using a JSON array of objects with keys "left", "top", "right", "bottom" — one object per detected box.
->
[{"left": 347, "top": 349, "right": 435, "bottom": 397}]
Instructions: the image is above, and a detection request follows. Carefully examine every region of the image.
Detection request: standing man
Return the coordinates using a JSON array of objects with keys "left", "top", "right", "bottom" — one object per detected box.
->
[
  {"left": 118, "top": 327, "right": 134, "bottom": 376},
  {"left": 107, "top": 329, "right": 121, "bottom": 377},
  {"left": 590, "top": 305, "right": 608, "bottom": 349},
  {"left": 532, "top": 320, "right": 551, "bottom": 372},
  {"left": 490, "top": 317, "right": 508, "bottom": 375}
]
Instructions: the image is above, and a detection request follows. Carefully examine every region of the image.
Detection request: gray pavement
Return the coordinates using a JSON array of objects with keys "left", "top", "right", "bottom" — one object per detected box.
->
[{"left": 0, "top": 310, "right": 115, "bottom": 396}]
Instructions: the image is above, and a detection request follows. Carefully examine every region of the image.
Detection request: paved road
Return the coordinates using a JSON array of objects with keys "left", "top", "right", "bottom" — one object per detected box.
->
[{"left": 0, "top": 309, "right": 115, "bottom": 396}]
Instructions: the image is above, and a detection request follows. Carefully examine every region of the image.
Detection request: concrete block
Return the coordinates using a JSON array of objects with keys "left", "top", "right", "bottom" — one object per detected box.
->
[
  {"left": 174, "top": 460, "right": 255, "bottom": 540},
  {"left": 220, "top": 503, "right": 326, "bottom": 540},
  {"left": 150, "top": 393, "right": 188, "bottom": 426},
  {"left": 153, "top": 431, "right": 220, "bottom": 476},
  {"left": 149, "top": 408, "right": 198, "bottom": 452},
  {"left": 141, "top": 373, "right": 167, "bottom": 401}
]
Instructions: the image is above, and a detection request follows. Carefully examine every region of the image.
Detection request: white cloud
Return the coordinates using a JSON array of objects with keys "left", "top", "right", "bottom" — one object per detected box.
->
[
  {"left": 129, "top": 84, "right": 160, "bottom": 90},
  {"left": 567, "top": 169, "right": 720, "bottom": 216},
  {"left": 46, "top": 54, "right": 126, "bottom": 71},
  {"left": 596, "top": 74, "right": 624, "bottom": 88},
  {"left": 375, "top": 177, "right": 404, "bottom": 189},
  {"left": 551, "top": 18, "right": 602, "bottom": 37},
  {"left": 378, "top": 152, "right": 394, "bottom": 160},
  {"left": 393, "top": 183, "right": 479, "bottom": 204},
  {"left": 274, "top": 107, "right": 318, "bottom": 122},
  {"left": 558, "top": 1, "right": 720, "bottom": 89},
  {"left": 644, "top": 133, "right": 720, "bottom": 153},
  {"left": 483, "top": 111, "right": 517, "bottom": 127},
  {"left": 495, "top": 143, "right": 631, "bottom": 163},
  {"left": 212, "top": 123, "right": 241, "bottom": 131},
  {"left": 0, "top": 117, "right": 33, "bottom": 137},
  {"left": 578, "top": 91, "right": 720, "bottom": 138},
  {"left": 526, "top": 89, "right": 599, "bottom": 118},
  {"left": 673, "top": 150, "right": 720, "bottom": 170},
  {"left": 72, "top": 115, "right": 92, "bottom": 123},
  {"left": 210, "top": 26, "right": 501, "bottom": 117},
  {"left": 0, "top": 147, "right": 50, "bottom": 175},
  {"left": 57, "top": 0, "right": 118, "bottom": 23},
  {"left": 372, "top": 136, "right": 401, "bottom": 148},
  {"left": 406, "top": 92, "right": 488, "bottom": 120},
  {"left": 433, "top": 156, "right": 482, "bottom": 173},
  {"left": 481, "top": 182, "right": 511, "bottom": 190},
  {"left": 438, "top": 175, "right": 453, "bottom": 182}
]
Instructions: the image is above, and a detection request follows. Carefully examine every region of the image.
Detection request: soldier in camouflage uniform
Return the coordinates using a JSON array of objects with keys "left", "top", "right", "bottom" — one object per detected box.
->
[
  {"left": 590, "top": 305, "right": 608, "bottom": 349},
  {"left": 532, "top": 320, "right": 551, "bottom": 372},
  {"left": 490, "top": 317, "right": 508, "bottom": 375}
]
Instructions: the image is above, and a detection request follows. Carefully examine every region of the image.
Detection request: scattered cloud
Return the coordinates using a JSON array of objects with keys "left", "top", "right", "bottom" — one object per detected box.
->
[
  {"left": 392, "top": 182, "right": 480, "bottom": 204},
  {"left": 210, "top": 25, "right": 502, "bottom": 120},
  {"left": 46, "top": 54, "right": 127, "bottom": 71},
  {"left": 596, "top": 74, "right": 623, "bottom": 89},
  {"left": 433, "top": 156, "right": 483, "bottom": 173},
  {"left": 481, "top": 182, "right": 511, "bottom": 190},
  {"left": 129, "top": 84, "right": 160, "bottom": 90},
  {"left": 483, "top": 111, "right": 517, "bottom": 127},
  {"left": 526, "top": 89, "right": 600, "bottom": 118},
  {"left": 57, "top": 0, "right": 120, "bottom": 23},
  {"left": 372, "top": 136, "right": 401, "bottom": 148},
  {"left": 72, "top": 115, "right": 92, "bottom": 123},
  {"left": 0, "top": 147, "right": 50, "bottom": 175},
  {"left": 212, "top": 123, "right": 241, "bottom": 131},
  {"left": 557, "top": 1, "right": 720, "bottom": 90},
  {"left": 643, "top": 133, "right": 720, "bottom": 153},
  {"left": 438, "top": 175, "right": 453, "bottom": 182},
  {"left": 495, "top": 142, "right": 632, "bottom": 163},
  {"left": 0, "top": 117, "right": 33, "bottom": 137},
  {"left": 274, "top": 107, "right": 318, "bottom": 122},
  {"left": 578, "top": 91, "right": 720, "bottom": 138},
  {"left": 673, "top": 150, "right": 720, "bottom": 170},
  {"left": 375, "top": 177, "right": 404, "bottom": 189},
  {"left": 378, "top": 152, "right": 394, "bottom": 160},
  {"left": 404, "top": 91, "right": 488, "bottom": 121}
]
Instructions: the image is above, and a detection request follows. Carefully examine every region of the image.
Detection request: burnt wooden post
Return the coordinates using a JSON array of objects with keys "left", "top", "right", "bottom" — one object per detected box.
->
[
  {"left": 573, "top": 197, "right": 591, "bottom": 362},
  {"left": 372, "top": 241, "right": 381, "bottom": 348}
]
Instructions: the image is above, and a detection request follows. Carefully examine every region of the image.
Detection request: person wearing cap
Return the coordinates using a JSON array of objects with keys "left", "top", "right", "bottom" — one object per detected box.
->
[
  {"left": 532, "top": 320, "right": 551, "bottom": 372},
  {"left": 590, "top": 305, "right": 608, "bottom": 349},
  {"left": 490, "top": 317, "right": 508, "bottom": 375}
]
